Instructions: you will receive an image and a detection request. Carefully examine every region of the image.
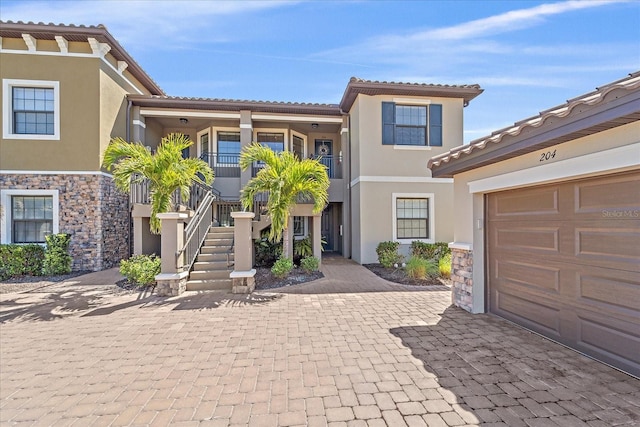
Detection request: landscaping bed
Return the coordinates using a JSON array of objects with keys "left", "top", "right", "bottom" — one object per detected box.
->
[
  {"left": 254, "top": 267, "right": 324, "bottom": 290},
  {"left": 365, "top": 263, "right": 451, "bottom": 287}
]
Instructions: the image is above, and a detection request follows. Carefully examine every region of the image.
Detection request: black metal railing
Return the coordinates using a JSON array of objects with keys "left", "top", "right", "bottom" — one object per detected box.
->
[
  {"left": 200, "top": 153, "right": 241, "bottom": 178},
  {"left": 177, "top": 191, "right": 214, "bottom": 272},
  {"left": 130, "top": 178, "right": 216, "bottom": 210},
  {"left": 315, "top": 154, "right": 342, "bottom": 179},
  {"left": 215, "top": 201, "right": 242, "bottom": 227}
]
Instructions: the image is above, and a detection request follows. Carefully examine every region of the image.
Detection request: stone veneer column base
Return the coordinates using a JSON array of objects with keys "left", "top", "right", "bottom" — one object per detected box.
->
[
  {"left": 155, "top": 272, "right": 188, "bottom": 296},
  {"left": 231, "top": 269, "right": 256, "bottom": 294},
  {"left": 450, "top": 245, "right": 473, "bottom": 312}
]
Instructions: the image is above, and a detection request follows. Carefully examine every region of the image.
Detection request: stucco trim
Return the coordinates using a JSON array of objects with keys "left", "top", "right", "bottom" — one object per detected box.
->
[
  {"left": 0, "top": 189, "right": 60, "bottom": 244},
  {"left": 0, "top": 170, "right": 113, "bottom": 177},
  {"left": 140, "top": 109, "right": 241, "bottom": 120},
  {"left": 350, "top": 176, "right": 453, "bottom": 187},
  {"left": 449, "top": 242, "right": 472, "bottom": 251},
  {"left": 467, "top": 142, "right": 640, "bottom": 194}
]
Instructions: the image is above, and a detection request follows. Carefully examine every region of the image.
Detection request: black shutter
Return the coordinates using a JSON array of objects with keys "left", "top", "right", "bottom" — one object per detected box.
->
[
  {"left": 429, "top": 104, "right": 442, "bottom": 146},
  {"left": 382, "top": 102, "right": 395, "bottom": 145}
]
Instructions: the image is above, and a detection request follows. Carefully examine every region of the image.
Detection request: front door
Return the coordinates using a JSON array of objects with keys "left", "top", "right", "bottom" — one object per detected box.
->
[
  {"left": 315, "top": 139, "right": 333, "bottom": 178},
  {"left": 321, "top": 204, "right": 333, "bottom": 251}
]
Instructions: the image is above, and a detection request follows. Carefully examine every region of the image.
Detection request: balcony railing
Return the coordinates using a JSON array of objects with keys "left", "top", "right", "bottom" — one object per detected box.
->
[
  {"left": 315, "top": 154, "right": 342, "bottom": 179},
  {"left": 200, "top": 153, "right": 241, "bottom": 178},
  {"left": 130, "top": 177, "right": 218, "bottom": 210}
]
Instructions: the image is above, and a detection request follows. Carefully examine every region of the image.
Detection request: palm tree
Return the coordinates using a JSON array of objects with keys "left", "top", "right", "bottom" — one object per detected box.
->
[
  {"left": 103, "top": 133, "right": 214, "bottom": 234},
  {"left": 239, "top": 143, "right": 329, "bottom": 258}
]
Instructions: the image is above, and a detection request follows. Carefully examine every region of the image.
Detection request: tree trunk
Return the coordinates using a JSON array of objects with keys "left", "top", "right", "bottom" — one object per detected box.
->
[{"left": 282, "top": 226, "right": 290, "bottom": 260}]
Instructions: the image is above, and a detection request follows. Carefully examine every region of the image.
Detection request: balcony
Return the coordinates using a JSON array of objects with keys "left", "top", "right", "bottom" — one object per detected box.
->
[{"left": 201, "top": 153, "right": 241, "bottom": 178}]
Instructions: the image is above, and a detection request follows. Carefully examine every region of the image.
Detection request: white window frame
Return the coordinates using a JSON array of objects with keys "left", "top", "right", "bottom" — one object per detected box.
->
[
  {"left": 293, "top": 216, "right": 307, "bottom": 239},
  {"left": 392, "top": 192, "right": 435, "bottom": 244},
  {"left": 2, "top": 79, "right": 60, "bottom": 140},
  {"left": 0, "top": 189, "right": 60, "bottom": 244},
  {"left": 291, "top": 130, "right": 307, "bottom": 159},
  {"left": 196, "top": 128, "right": 211, "bottom": 158}
]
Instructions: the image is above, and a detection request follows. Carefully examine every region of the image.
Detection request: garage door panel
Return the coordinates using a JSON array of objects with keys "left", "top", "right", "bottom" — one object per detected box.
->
[
  {"left": 493, "top": 225, "right": 560, "bottom": 254},
  {"left": 494, "top": 259, "right": 560, "bottom": 293},
  {"left": 575, "top": 172, "right": 640, "bottom": 217},
  {"left": 576, "top": 270, "right": 640, "bottom": 315},
  {"left": 575, "top": 225, "right": 640, "bottom": 272},
  {"left": 576, "top": 316, "right": 640, "bottom": 375},
  {"left": 489, "top": 186, "right": 560, "bottom": 218},
  {"left": 488, "top": 171, "right": 640, "bottom": 377},
  {"left": 493, "top": 291, "right": 561, "bottom": 336}
]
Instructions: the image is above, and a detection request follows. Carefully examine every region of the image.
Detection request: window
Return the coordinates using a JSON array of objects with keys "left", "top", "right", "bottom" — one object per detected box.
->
[
  {"left": 382, "top": 102, "right": 442, "bottom": 147},
  {"left": 3, "top": 79, "right": 60, "bottom": 140},
  {"left": 293, "top": 216, "right": 305, "bottom": 236},
  {"left": 217, "top": 131, "right": 240, "bottom": 164},
  {"left": 0, "top": 190, "right": 60, "bottom": 245},
  {"left": 392, "top": 193, "right": 435, "bottom": 243},
  {"left": 257, "top": 132, "right": 284, "bottom": 153},
  {"left": 200, "top": 132, "right": 209, "bottom": 156},
  {"left": 292, "top": 134, "right": 305, "bottom": 159}
]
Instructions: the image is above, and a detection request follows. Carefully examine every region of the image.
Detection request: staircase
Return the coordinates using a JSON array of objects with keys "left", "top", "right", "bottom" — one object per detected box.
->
[{"left": 185, "top": 226, "right": 234, "bottom": 291}]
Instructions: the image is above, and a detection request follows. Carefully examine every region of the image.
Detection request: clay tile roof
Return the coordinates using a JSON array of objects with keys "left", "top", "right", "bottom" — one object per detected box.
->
[
  {"left": 0, "top": 20, "right": 165, "bottom": 96},
  {"left": 428, "top": 71, "right": 640, "bottom": 174},
  {"left": 127, "top": 94, "right": 342, "bottom": 116},
  {"left": 339, "top": 76, "right": 483, "bottom": 111}
]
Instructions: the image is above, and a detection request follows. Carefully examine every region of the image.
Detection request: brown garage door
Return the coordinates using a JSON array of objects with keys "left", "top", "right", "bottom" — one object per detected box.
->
[{"left": 487, "top": 170, "right": 640, "bottom": 377}]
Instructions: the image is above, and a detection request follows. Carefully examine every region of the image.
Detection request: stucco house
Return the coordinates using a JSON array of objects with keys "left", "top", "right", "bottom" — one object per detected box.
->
[
  {"left": 1, "top": 21, "right": 482, "bottom": 281},
  {"left": 0, "top": 21, "right": 164, "bottom": 271},
  {"left": 428, "top": 72, "right": 640, "bottom": 377}
]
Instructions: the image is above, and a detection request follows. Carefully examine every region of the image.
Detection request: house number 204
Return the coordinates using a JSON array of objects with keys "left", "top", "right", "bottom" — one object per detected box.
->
[{"left": 539, "top": 149, "right": 557, "bottom": 162}]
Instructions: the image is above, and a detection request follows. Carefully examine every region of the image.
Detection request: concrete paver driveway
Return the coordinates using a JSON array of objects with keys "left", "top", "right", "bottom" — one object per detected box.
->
[{"left": 1, "top": 257, "right": 638, "bottom": 426}]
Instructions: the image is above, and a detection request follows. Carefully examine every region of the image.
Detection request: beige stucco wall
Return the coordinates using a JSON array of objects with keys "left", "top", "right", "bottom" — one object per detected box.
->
[
  {"left": 347, "top": 93, "right": 463, "bottom": 264},
  {"left": 99, "top": 67, "right": 129, "bottom": 167},
  {"left": 352, "top": 94, "right": 464, "bottom": 178},
  {"left": 448, "top": 121, "right": 640, "bottom": 313},
  {"left": 351, "top": 181, "right": 454, "bottom": 264},
  {"left": 0, "top": 53, "right": 101, "bottom": 170}
]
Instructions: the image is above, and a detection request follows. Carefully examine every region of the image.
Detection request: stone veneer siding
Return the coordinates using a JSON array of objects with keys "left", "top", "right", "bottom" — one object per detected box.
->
[
  {"left": 0, "top": 173, "right": 129, "bottom": 271},
  {"left": 451, "top": 247, "right": 473, "bottom": 312}
]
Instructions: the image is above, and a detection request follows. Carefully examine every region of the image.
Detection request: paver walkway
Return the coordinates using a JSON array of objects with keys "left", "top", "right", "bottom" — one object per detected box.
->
[{"left": 0, "top": 258, "right": 638, "bottom": 426}]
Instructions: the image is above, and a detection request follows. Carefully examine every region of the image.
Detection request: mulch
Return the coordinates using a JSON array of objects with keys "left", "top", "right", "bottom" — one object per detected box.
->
[
  {"left": 254, "top": 267, "right": 324, "bottom": 290},
  {"left": 364, "top": 263, "right": 451, "bottom": 287}
]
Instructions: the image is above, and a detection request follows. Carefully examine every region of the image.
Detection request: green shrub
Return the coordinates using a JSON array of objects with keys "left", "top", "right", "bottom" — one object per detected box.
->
[
  {"left": 376, "top": 241, "right": 401, "bottom": 268},
  {"left": 439, "top": 253, "right": 452, "bottom": 279},
  {"left": 405, "top": 256, "right": 438, "bottom": 279},
  {"left": 0, "top": 244, "right": 46, "bottom": 280},
  {"left": 293, "top": 236, "right": 313, "bottom": 258},
  {"left": 410, "top": 241, "right": 451, "bottom": 261},
  {"left": 271, "top": 257, "right": 294, "bottom": 278},
  {"left": 300, "top": 256, "right": 319, "bottom": 273},
  {"left": 119, "top": 254, "right": 160, "bottom": 286},
  {"left": 42, "top": 234, "right": 72, "bottom": 276},
  {"left": 254, "top": 236, "right": 282, "bottom": 268}
]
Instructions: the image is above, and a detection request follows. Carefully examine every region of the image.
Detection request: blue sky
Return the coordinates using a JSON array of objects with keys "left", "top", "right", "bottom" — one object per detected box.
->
[{"left": 2, "top": 0, "right": 639, "bottom": 143}]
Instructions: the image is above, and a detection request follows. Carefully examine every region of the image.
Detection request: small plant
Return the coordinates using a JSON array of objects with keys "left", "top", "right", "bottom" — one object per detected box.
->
[
  {"left": 293, "top": 236, "right": 313, "bottom": 258},
  {"left": 405, "top": 256, "right": 438, "bottom": 279},
  {"left": 271, "top": 257, "right": 294, "bottom": 278},
  {"left": 410, "top": 241, "right": 451, "bottom": 262},
  {"left": 300, "top": 256, "right": 319, "bottom": 273},
  {"left": 0, "top": 244, "right": 46, "bottom": 280},
  {"left": 439, "top": 253, "right": 452, "bottom": 279},
  {"left": 120, "top": 254, "right": 160, "bottom": 286},
  {"left": 254, "top": 234, "right": 282, "bottom": 268},
  {"left": 376, "top": 241, "right": 401, "bottom": 268},
  {"left": 42, "top": 234, "right": 72, "bottom": 276}
]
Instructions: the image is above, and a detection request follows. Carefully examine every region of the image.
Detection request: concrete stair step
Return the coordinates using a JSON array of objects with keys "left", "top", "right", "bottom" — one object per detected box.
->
[
  {"left": 201, "top": 245, "right": 233, "bottom": 254},
  {"left": 196, "top": 253, "right": 234, "bottom": 263},
  {"left": 193, "top": 260, "right": 232, "bottom": 271},
  {"left": 206, "top": 232, "right": 234, "bottom": 239},
  {"left": 186, "top": 279, "right": 232, "bottom": 291},
  {"left": 204, "top": 237, "right": 233, "bottom": 246},
  {"left": 189, "top": 269, "right": 231, "bottom": 280}
]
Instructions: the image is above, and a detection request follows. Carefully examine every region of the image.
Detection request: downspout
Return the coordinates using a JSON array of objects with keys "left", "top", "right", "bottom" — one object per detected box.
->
[
  {"left": 126, "top": 99, "right": 132, "bottom": 257},
  {"left": 341, "top": 109, "right": 353, "bottom": 259}
]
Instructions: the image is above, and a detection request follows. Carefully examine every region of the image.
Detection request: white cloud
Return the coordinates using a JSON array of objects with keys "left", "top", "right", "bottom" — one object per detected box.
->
[
  {"left": 418, "top": 1, "right": 626, "bottom": 41},
  {"left": 0, "top": 0, "right": 296, "bottom": 47}
]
